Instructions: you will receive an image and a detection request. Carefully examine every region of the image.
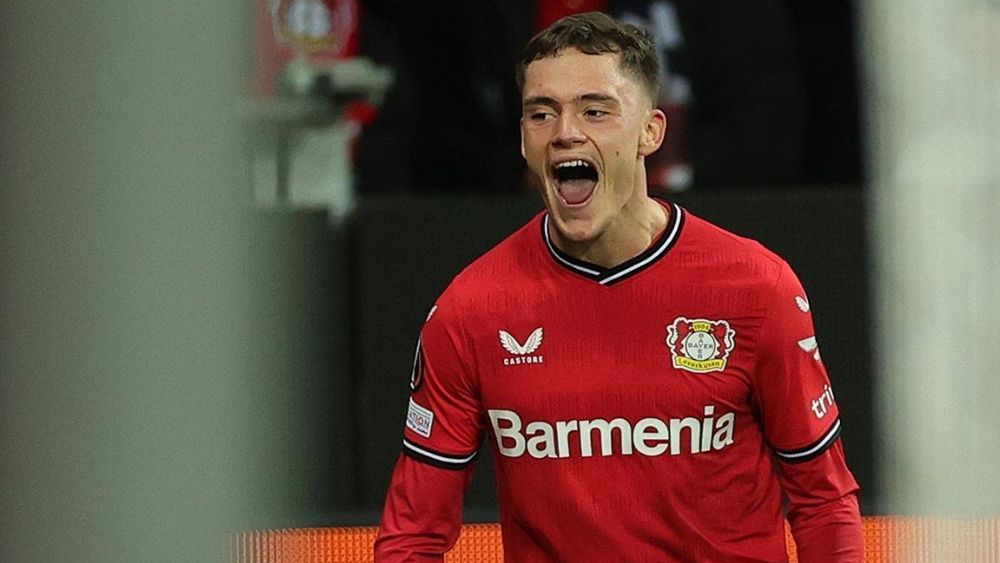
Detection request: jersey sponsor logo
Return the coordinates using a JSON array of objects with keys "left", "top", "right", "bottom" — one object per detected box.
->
[
  {"left": 406, "top": 397, "right": 434, "bottom": 438},
  {"left": 666, "top": 318, "right": 736, "bottom": 373},
  {"left": 795, "top": 295, "right": 822, "bottom": 361},
  {"left": 811, "top": 384, "right": 836, "bottom": 419},
  {"left": 488, "top": 406, "right": 735, "bottom": 459},
  {"left": 798, "top": 336, "right": 821, "bottom": 361},
  {"left": 498, "top": 328, "right": 545, "bottom": 366}
]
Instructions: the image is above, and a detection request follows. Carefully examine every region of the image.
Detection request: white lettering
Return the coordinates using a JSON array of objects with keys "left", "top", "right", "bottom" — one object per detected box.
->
[
  {"left": 579, "top": 418, "right": 632, "bottom": 456},
  {"left": 670, "top": 416, "right": 702, "bottom": 455},
  {"left": 503, "top": 355, "right": 545, "bottom": 366},
  {"left": 526, "top": 421, "right": 557, "bottom": 458},
  {"left": 810, "top": 384, "right": 837, "bottom": 419},
  {"left": 713, "top": 413, "right": 736, "bottom": 449},
  {"left": 489, "top": 410, "right": 525, "bottom": 456},
  {"left": 555, "top": 420, "right": 579, "bottom": 458},
  {"left": 487, "top": 406, "right": 737, "bottom": 459},
  {"left": 700, "top": 405, "right": 715, "bottom": 452},
  {"left": 633, "top": 418, "right": 669, "bottom": 456}
]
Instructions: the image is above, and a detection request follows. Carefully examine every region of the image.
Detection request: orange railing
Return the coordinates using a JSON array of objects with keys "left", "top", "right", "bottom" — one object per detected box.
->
[{"left": 231, "top": 517, "right": 1000, "bottom": 562}]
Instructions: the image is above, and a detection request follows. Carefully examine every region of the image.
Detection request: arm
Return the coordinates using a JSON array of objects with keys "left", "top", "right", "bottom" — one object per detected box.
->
[
  {"left": 779, "top": 442, "right": 863, "bottom": 562},
  {"left": 374, "top": 299, "right": 485, "bottom": 561},
  {"left": 752, "top": 262, "right": 863, "bottom": 561},
  {"left": 375, "top": 454, "right": 475, "bottom": 562}
]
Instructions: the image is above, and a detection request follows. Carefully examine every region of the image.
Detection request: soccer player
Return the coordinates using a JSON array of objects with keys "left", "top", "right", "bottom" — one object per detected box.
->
[{"left": 375, "top": 12, "right": 862, "bottom": 562}]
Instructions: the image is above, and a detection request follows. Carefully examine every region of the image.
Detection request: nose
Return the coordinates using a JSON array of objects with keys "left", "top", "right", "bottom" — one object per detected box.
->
[{"left": 551, "top": 112, "right": 586, "bottom": 148}]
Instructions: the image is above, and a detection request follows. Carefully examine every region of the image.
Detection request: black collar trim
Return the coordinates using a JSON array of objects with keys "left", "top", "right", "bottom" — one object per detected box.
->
[{"left": 542, "top": 200, "right": 685, "bottom": 286}]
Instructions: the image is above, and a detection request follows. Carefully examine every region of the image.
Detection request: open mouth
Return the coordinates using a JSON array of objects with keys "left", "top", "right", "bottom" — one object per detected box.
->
[{"left": 551, "top": 159, "right": 599, "bottom": 206}]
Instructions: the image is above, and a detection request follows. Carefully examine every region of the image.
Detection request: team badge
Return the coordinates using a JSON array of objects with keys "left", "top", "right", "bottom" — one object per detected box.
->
[
  {"left": 271, "top": 0, "right": 359, "bottom": 57},
  {"left": 666, "top": 317, "right": 736, "bottom": 373}
]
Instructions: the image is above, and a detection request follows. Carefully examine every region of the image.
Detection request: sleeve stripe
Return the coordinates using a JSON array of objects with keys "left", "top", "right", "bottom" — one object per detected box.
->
[
  {"left": 773, "top": 418, "right": 842, "bottom": 463},
  {"left": 402, "top": 438, "right": 478, "bottom": 470}
]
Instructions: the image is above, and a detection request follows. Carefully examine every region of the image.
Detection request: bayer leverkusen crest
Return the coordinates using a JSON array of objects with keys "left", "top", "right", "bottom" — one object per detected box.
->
[
  {"left": 271, "top": 0, "right": 358, "bottom": 57},
  {"left": 666, "top": 317, "right": 736, "bottom": 373}
]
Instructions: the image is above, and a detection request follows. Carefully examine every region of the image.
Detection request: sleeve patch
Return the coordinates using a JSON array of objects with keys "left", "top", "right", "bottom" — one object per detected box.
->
[{"left": 406, "top": 397, "right": 434, "bottom": 438}]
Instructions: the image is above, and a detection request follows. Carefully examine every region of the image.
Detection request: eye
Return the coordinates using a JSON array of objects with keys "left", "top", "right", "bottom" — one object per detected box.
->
[
  {"left": 584, "top": 108, "right": 608, "bottom": 119},
  {"left": 529, "top": 110, "right": 555, "bottom": 122}
]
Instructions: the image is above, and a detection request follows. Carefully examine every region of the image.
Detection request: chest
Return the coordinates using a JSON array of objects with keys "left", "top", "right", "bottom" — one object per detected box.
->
[{"left": 473, "top": 281, "right": 766, "bottom": 422}]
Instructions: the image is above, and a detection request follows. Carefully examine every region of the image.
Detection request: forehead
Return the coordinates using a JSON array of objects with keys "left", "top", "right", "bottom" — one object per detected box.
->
[{"left": 522, "top": 49, "right": 640, "bottom": 104}]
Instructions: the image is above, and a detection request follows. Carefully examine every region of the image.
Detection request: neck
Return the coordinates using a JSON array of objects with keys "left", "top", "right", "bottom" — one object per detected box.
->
[{"left": 551, "top": 194, "right": 668, "bottom": 269}]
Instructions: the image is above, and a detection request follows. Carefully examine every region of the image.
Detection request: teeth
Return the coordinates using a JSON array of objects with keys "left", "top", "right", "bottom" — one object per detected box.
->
[{"left": 555, "top": 159, "right": 590, "bottom": 169}]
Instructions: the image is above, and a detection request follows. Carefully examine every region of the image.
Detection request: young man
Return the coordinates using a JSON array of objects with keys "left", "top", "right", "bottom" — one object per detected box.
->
[{"left": 375, "top": 12, "right": 862, "bottom": 562}]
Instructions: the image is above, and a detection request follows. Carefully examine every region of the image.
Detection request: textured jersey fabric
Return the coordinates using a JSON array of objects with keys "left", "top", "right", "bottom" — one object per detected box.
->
[{"left": 377, "top": 200, "right": 861, "bottom": 562}]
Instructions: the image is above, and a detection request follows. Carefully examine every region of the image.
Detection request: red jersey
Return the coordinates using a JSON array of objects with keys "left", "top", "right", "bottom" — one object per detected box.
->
[{"left": 376, "top": 201, "right": 862, "bottom": 562}]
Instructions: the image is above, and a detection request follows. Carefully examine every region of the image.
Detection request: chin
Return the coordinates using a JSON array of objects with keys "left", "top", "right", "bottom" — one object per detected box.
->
[{"left": 551, "top": 213, "right": 602, "bottom": 243}]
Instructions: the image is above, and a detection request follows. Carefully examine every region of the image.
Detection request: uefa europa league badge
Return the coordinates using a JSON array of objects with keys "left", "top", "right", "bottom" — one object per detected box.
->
[
  {"left": 666, "top": 317, "right": 736, "bottom": 373},
  {"left": 269, "top": 0, "right": 358, "bottom": 57}
]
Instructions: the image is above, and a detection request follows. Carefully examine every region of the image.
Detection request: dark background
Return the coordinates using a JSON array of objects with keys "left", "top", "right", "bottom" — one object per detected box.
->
[{"left": 355, "top": 0, "right": 863, "bottom": 194}]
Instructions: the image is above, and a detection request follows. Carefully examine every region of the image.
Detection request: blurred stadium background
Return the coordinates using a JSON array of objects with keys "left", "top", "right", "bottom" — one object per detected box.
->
[{"left": 1, "top": 1, "right": 997, "bottom": 561}]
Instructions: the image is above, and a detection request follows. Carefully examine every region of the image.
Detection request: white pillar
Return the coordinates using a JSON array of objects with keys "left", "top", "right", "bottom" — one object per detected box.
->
[
  {"left": 861, "top": 0, "right": 1000, "bottom": 520},
  {"left": 1, "top": 3, "right": 317, "bottom": 561}
]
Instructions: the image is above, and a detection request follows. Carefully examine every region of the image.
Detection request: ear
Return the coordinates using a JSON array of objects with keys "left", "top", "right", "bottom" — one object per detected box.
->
[
  {"left": 519, "top": 117, "right": 526, "bottom": 159},
  {"left": 638, "top": 108, "right": 667, "bottom": 157}
]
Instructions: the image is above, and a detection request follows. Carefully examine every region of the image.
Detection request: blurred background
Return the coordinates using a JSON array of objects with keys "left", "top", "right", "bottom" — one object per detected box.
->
[{"left": 1, "top": 0, "right": 997, "bottom": 561}]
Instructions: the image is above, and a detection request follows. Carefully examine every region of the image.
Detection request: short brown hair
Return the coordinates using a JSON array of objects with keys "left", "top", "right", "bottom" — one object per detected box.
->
[{"left": 516, "top": 12, "right": 661, "bottom": 105}]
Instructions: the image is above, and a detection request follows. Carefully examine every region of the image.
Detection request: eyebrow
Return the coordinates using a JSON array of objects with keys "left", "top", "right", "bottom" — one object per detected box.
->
[
  {"left": 579, "top": 93, "right": 617, "bottom": 104},
  {"left": 522, "top": 93, "right": 619, "bottom": 108}
]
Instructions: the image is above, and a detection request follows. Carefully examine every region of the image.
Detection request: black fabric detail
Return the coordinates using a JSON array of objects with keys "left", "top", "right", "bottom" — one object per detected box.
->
[
  {"left": 401, "top": 442, "right": 478, "bottom": 471},
  {"left": 542, "top": 197, "right": 685, "bottom": 285},
  {"left": 774, "top": 419, "right": 842, "bottom": 464}
]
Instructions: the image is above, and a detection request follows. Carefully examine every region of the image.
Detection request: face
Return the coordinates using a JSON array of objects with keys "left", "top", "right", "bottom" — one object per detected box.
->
[{"left": 520, "top": 48, "right": 665, "bottom": 247}]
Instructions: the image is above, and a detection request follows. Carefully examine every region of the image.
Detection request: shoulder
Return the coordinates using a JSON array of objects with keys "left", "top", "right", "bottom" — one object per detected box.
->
[
  {"left": 431, "top": 212, "right": 544, "bottom": 321},
  {"left": 676, "top": 207, "right": 791, "bottom": 290}
]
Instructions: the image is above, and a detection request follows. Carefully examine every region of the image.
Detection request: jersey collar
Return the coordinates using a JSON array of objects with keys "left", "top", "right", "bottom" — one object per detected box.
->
[{"left": 541, "top": 199, "right": 685, "bottom": 286}]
